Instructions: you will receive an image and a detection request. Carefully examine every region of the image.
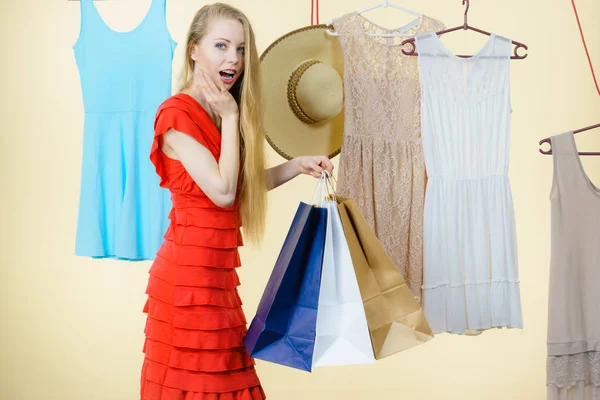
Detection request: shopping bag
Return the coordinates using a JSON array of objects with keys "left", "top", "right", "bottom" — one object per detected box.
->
[
  {"left": 244, "top": 201, "right": 327, "bottom": 372},
  {"left": 312, "top": 200, "right": 376, "bottom": 367},
  {"left": 336, "top": 196, "right": 434, "bottom": 359}
]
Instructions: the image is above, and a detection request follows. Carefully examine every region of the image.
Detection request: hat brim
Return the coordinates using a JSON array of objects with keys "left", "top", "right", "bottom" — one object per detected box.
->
[{"left": 261, "top": 24, "right": 345, "bottom": 161}]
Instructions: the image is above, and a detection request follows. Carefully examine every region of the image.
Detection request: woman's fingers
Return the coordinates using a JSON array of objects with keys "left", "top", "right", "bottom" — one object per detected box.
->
[
  {"left": 197, "top": 72, "right": 220, "bottom": 109},
  {"left": 193, "top": 68, "right": 238, "bottom": 117},
  {"left": 314, "top": 156, "right": 334, "bottom": 173},
  {"left": 308, "top": 160, "right": 323, "bottom": 175},
  {"left": 202, "top": 71, "right": 221, "bottom": 93},
  {"left": 196, "top": 69, "right": 209, "bottom": 92}
]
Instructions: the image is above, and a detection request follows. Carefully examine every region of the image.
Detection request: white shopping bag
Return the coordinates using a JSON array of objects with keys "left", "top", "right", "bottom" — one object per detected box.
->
[{"left": 312, "top": 201, "right": 376, "bottom": 367}]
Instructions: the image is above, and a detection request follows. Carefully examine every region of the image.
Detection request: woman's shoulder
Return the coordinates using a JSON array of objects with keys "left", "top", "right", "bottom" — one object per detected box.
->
[
  {"left": 156, "top": 93, "right": 216, "bottom": 133},
  {"left": 154, "top": 93, "right": 220, "bottom": 154},
  {"left": 158, "top": 93, "right": 203, "bottom": 116}
]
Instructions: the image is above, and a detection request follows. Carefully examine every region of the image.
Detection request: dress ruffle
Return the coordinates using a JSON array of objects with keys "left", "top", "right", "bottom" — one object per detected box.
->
[
  {"left": 146, "top": 277, "right": 243, "bottom": 308},
  {"left": 142, "top": 363, "right": 265, "bottom": 399},
  {"left": 149, "top": 260, "right": 241, "bottom": 288},
  {"left": 142, "top": 227, "right": 264, "bottom": 398},
  {"left": 144, "top": 318, "right": 248, "bottom": 350},
  {"left": 422, "top": 280, "right": 523, "bottom": 334}
]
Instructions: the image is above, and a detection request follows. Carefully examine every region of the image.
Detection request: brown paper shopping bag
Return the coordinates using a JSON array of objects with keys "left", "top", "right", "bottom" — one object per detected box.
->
[{"left": 336, "top": 196, "right": 434, "bottom": 359}]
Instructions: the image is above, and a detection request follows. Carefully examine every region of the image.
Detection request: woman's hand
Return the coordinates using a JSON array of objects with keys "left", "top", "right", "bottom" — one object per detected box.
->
[
  {"left": 196, "top": 69, "right": 239, "bottom": 119},
  {"left": 265, "top": 155, "right": 334, "bottom": 191},
  {"left": 295, "top": 155, "right": 334, "bottom": 178}
]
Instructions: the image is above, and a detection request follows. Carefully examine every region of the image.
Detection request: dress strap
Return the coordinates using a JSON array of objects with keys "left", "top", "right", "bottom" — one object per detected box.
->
[
  {"left": 331, "top": 12, "right": 351, "bottom": 39},
  {"left": 550, "top": 131, "right": 587, "bottom": 199},
  {"left": 414, "top": 32, "right": 440, "bottom": 58},
  {"left": 73, "top": 0, "right": 102, "bottom": 49},
  {"left": 143, "top": 0, "right": 168, "bottom": 27},
  {"left": 145, "top": 0, "right": 177, "bottom": 51},
  {"left": 78, "top": 0, "right": 95, "bottom": 14},
  {"left": 156, "top": 0, "right": 167, "bottom": 19},
  {"left": 490, "top": 34, "right": 513, "bottom": 61}
]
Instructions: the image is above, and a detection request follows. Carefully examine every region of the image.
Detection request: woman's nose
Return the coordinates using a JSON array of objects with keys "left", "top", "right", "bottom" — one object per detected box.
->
[{"left": 226, "top": 50, "right": 240, "bottom": 64}]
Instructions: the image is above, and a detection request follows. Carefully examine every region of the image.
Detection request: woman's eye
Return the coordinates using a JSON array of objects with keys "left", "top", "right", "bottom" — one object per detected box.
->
[
  {"left": 237, "top": 47, "right": 245, "bottom": 54},
  {"left": 216, "top": 43, "right": 226, "bottom": 49}
]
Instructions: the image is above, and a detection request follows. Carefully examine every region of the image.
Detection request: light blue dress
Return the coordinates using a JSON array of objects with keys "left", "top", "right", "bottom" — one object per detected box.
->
[{"left": 73, "top": 0, "right": 176, "bottom": 260}]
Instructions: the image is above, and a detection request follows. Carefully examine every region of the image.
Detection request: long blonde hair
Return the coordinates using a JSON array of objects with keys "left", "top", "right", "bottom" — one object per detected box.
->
[{"left": 180, "top": 3, "right": 267, "bottom": 245}]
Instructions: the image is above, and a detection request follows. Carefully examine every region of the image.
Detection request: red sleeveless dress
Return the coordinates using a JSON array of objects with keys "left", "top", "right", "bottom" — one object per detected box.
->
[{"left": 140, "top": 93, "right": 266, "bottom": 400}]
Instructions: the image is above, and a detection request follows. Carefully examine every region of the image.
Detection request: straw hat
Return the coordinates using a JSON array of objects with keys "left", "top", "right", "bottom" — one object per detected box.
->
[{"left": 260, "top": 24, "right": 345, "bottom": 160}]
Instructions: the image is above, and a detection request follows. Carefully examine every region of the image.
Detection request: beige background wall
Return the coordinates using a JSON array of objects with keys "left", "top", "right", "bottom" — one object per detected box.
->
[{"left": 1, "top": 0, "right": 598, "bottom": 399}]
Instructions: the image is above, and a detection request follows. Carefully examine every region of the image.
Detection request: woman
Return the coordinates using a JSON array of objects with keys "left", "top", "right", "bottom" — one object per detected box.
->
[{"left": 140, "top": 3, "right": 333, "bottom": 399}]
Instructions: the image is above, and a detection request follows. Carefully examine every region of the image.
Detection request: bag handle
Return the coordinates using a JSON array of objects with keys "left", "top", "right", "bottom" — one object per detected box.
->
[
  {"left": 310, "top": 170, "right": 335, "bottom": 207},
  {"left": 324, "top": 171, "right": 337, "bottom": 202}
]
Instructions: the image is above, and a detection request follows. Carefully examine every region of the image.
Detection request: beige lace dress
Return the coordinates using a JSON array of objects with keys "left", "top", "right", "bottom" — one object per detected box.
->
[{"left": 332, "top": 12, "right": 445, "bottom": 302}]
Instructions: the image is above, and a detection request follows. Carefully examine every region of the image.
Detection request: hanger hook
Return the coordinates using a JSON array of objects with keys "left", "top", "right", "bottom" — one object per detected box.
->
[
  {"left": 463, "top": 0, "right": 469, "bottom": 30},
  {"left": 538, "top": 138, "right": 552, "bottom": 155}
]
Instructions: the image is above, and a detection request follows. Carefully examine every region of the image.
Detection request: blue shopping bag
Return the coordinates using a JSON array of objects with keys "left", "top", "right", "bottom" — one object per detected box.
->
[{"left": 244, "top": 202, "right": 327, "bottom": 372}]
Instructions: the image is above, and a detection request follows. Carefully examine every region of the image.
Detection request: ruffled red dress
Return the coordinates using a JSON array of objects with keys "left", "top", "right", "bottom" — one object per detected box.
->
[{"left": 140, "top": 93, "right": 266, "bottom": 400}]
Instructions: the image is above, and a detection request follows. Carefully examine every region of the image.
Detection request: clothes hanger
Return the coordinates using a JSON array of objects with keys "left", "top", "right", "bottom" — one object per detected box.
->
[
  {"left": 326, "top": 0, "right": 423, "bottom": 37},
  {"left": 400, "top": 0, "right": 528, "bottom": 59},
  {"left": 539, "top": 123, "right": 600, "bottom": 156}
]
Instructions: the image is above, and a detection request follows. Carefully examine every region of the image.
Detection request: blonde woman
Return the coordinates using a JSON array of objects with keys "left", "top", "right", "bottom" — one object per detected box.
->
[{"left": 141, "top": 3, "right": 333, "bottom": 399}]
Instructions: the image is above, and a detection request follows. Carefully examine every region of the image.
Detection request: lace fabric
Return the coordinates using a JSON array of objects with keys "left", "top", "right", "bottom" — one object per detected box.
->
[
  {"left": 548, "top": 382, "right": 600, "bottom": 400},
  {"left": 547, "top": 352, "right": 600, "bottom": 389},
  {"left": 332, "top": 13, "right": 445, "bottom": 302},
  {"left": 547, "top": 352, "right": 600, "bottom": 399}
]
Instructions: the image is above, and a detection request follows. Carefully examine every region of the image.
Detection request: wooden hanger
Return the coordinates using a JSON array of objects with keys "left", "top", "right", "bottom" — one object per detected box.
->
[
  {"left": 539, "top": 123, "right": 600, "bottom": 156},
  {"left": 326, "top": 0, "right": 423, "bottom": 37},
  {"left": 400, "top": 0, "right": 528, "bottom": 59}
]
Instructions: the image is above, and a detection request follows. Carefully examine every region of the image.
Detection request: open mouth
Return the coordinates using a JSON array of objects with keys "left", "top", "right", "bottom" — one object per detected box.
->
[{"left": 219, "top": 69, "right": 236, "bottom": 84}]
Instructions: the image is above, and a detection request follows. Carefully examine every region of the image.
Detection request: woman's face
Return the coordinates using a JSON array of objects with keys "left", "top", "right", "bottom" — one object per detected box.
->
[{"left": 192, "top": 18, "right": 246, "bottom": 90}]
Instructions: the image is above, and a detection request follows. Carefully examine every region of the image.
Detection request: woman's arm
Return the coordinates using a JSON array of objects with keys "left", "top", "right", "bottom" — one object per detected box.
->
[
  {"left": 266, "top": 155, "right": 335, "bottom": 191},
  {"left": 161, "top": 70, "right": 240, "bottom": 208},
  {"left": 266, "top": 158, "right": 301, "bottom": 191},
  {"left": 162, "top": 113, "right": 239, "bottom": 207}
]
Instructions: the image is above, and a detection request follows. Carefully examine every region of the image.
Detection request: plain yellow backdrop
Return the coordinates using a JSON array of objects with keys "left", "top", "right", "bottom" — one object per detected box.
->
[{"left": 1, "top": 0, "right": 598, "bottom": 399}]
